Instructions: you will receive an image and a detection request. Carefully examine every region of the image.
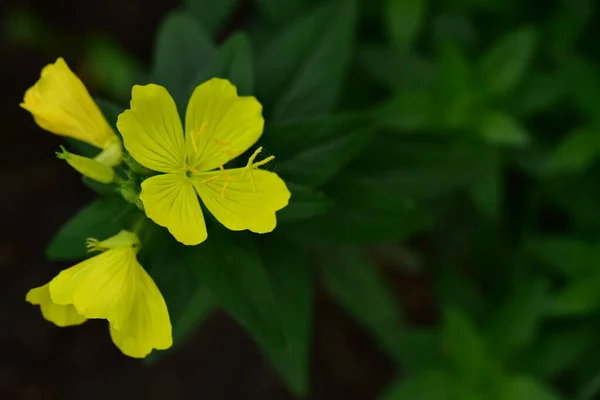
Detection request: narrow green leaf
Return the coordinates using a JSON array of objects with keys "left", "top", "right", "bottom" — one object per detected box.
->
[
  {"left": 256, "top": 0, "right": 357, "bottom": 121},
  {"left": 277, "top": 183, "right": 332, "bottom": 223},
  {"left": 151, "top": 11, "right": 214, "bottom": 110},
  {"left": 385, "top": 0, "right": 427, "bottom": 49},
  {"left": 479, "top": 110, "right": 530, "bottom": 147},
  {"left": 442, "top": 308, "right": 488, "bottom": 387},
  {"left": 478, "top": 27, "right": 537, "bottom": 97},
  {"left": 320, "top": 249, "right": 405, "bottom": 360},
  {"left": 258, "top": 238, "right": 312, "bottom": 396},
  {"left": 378, "top": 371, "right": 452, "bottom": 400},
  {"left": 514, "top": 73, "right": 564, "bottom": 116},
  {"left": 264, "top": 115, "right": 373, "bottom": 187},
  {"left": 46, "top": 197, "right": 140, "bottom": 261},
  {"left": 187, "top": 230, "right": 283, "bottom": 347},
  {"left": 195, "top": 32, "right": 254, "bottom": 95},
  {"left": 549, "top": 272, "right": 600, "bottom": 316},
  {"left": 183, "top": 0, "right": 238, "bottom": 36},
  {"left": 546, "top": 128, "right": 599, "bottom": 173},
  {"left": 524, "top": 236, "right": 598, "bottom": 277}
]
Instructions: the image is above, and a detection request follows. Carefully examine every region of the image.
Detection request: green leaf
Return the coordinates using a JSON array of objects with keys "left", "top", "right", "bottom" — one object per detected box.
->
[
  {"left": 187, "top": 230, "right": 283, "bottom": 347},
  {"left": 256, "top": 0, "right": 307, "bottom": 26},
  {"left": 378, "top": 371, "right": 453, "bottom": 400},
  {"left": 256, "top": 0, "right": 357, "bottom": 121},
  {"left": 81, "top": 177, "right": 119, "bottom": 196},
  {"left": 258, "top": 238, "right": 312, "bottom": 396},
  {"left": 183, "top": 0, "right": 237, "bottom": 36},
  {"left": 546, "top": 128, "right": 600, "bottom": 173},
  {"left": 486, "top": 279, "right": 550, "bottom": 360},
  {"left": 514, "top": 73, "right": 564, "bottom": 116},
  {"left": 264, "top": 115, "right": 373, "bottom": 187},
  {"left": 151, "top": 11, "right": 214, "bottom": 110},
  {"left": 196, "top": 32, "right": 254, "bottom": 96},
  {"left": 320, "top": 249, "right": 406, "bottom": 361},
  {"left": 524, "top": 236, "right": 598, "bottom": 277},
  {"left": 478, "top": 27, "right": 537, "bottom": 97},
  {"left": 377, "top": 90, "right": 435, "bottom": 131},
  {"left": 442, "top": 308, "right": 488, "bottom": 387},
  {"left": 479, "top": 110, "right": 530, "bottom": 147},
  {"left": 435, "top": 263, "right": 485, "bottom": 320},
  {"left": 278, "top": 183, "right": 332, "bottom": 223},
  {"left": 385, "top": 0, "right": 427, "bottom": 49},
  {"left": 95, "top": 97, "right": 125, "bottom": 132},
  {"left": 504, "top": 376, "right": 563, "bottom": 400},
  {"left": 469, "top": 150, "right": 502, "bottom": 221},
  {"left": 549, "top": 272, "right": 600, "bottom": 316},
  {"left": 141, "top": 227, "right": 214, "bottom": 363},
  {"left": 46, "top": 197, "right": 139, "bottom": 261},
  {"left": 527, "top": 324, "right": 596, "bottom": 379}
]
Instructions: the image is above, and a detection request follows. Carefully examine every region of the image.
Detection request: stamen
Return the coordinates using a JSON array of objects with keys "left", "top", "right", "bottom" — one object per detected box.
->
[
  {"left": 190, "top": 130, "right": 198, "bottom": 153},
  {"left": 246, "top": 147, "right": 263, "bottom": 167},
  {"left": 220, "top": 181, "right": 230, "bottom": 198},
  {"left": 185, "top": 164, "right": 202, "bottom": 175},
  {"left": 212, "top": 138, "right": 231, "bottom": 146},
  {"left": 222, "top": 148, "right": 242, "bottom": 156},
  {"left": 202, "top": 176, "right": 218, "bottom": 184},
  {"left": 252, "top": 155, "right": 275, "bottom": 169}
]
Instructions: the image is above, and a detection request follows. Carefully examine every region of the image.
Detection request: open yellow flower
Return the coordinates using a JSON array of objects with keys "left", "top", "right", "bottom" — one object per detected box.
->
[
  {"left": 26, "top": 230, "right": 172, "bottom": 358},
  {"left": 21, "top": 57, "right": 122, "bottom": 167},
  {"left": 117, "top": 78, "right": 291, "bottom": 246}
]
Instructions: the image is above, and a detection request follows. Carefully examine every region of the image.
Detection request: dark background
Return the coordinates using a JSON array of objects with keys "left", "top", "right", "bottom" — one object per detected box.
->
[{"left": 0, "top": 1, "right": 423, "bottom": 398}]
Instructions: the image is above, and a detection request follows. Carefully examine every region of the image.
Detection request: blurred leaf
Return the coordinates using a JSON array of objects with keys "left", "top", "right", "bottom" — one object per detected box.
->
[
  {"left": 559, "top": 56, "right": 600, "bottom": 115},
  {"left": 277, "top": 183, "right": 332, "bottom": 223},
  {"left": 432, "top": 14, "right": 477, "bottom": 49},
  {"left": 546, "top": 128, "right": 600, "bottom": 173},
  {"left": 514, "top": 73, "right": 564, "bottom": 116},
  {"left": 378, "top": 371, "right": 453, "bottom": 400},
  {"left": 377, "top": 90, "right": 435, "bottom": 131},
  {"left": 504, "top": 376, "right": 563, "bottom": 400},
  {"left": 385, "top": 0, "right": 427, "bottom": 49},
  {"left": 527, "top": 324, "right": 596, "bottom": 380},
  {"left": 479, "top": 110, "right": 530, "bottom": 147},
  {"left": 183, "top": 0, "right": 238, "bottom": 36},
  {"left": 478, "top": 27, "right": 536, "bottom": 97},
  {"left": 549, "top": 271, "right": 600, "bottom": 316},
  {"left": 443, "top": 308, "right": 488, "bottom": 387},
  {"left": 258, "top": 238, "right": 312, "bottom": 396},
  {"left": 264, "top": 115, "right": 373, "bottom": 187},
  {"left": 195, "top": 32, "right": 254, "bottom": 96},
  {"left": 46, "top": 197, "right": 139, "bottom": 261},
  {"left": 435, "top": 264, "right": 485, "bottom": 320},
  {"left": 256, "top": 0, "right": 357, "bottom": 121},
  {"left": 142, "top": 227, "right": 214, "bottom": 363},
  {"left": 358, "top": 46, "right": 436, "bottom": 91},
  {"left": 256, "top": 0, "right": 307, "bottom": 26},
  {"left": 151, "top": 11, "right": 214, "bottom": 110},
  {"left": 524, "top": 236, "right": 598, "bottom": 277},
  {"left": 320, "top": 248, "right": 406, "bottom": 361},
  {"left": 95, "top": 98, "right": 125, "bottom": 131},
  {"left": 486, "top": 279, "right": 550, "bottom": 360},
  {"left": 187, "top": 230, "right": 283, "bottom": 347},
  {"left": 81, "top": 177, "right": 119, "bottom": 196},
  {"left": 469, "top": 150, "right": 502, "bottom": 221}
]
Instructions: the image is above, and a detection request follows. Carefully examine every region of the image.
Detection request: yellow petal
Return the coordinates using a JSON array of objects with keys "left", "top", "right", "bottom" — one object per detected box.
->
[
  {"left": 117, "top": 84, "right": 186, "bottom": 173},
  {"left": 108, "top": 264, "right": 172, "bottom": 358},
  {"left": 21, "top": 57, "right": 117, "bottom": 149},
  {"left": 139, "top": 173, "right": 208, "bottom": 245},
  {"left": 26, "top": 283, "right": 87, "bottom": 327},
  {"left": 56, "top": 146, "right": 115, "bottom": 184},
  {"left": 191, "top": 167, "right": 290, "bottom": 233},
  {"left": 185, "top": 78, "right": 264, "bottom": 171},
  {"left": 49, "top": 248, "right": 139, "bottom": 330}
]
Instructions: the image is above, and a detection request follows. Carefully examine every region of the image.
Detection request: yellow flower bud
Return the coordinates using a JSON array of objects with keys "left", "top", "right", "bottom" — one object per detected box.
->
[
  {"left": 56, "top": 146, "right": 115, "bottom": 184},
  {"left": 21, "top": 57, "right": 121, "bottom": 161}
]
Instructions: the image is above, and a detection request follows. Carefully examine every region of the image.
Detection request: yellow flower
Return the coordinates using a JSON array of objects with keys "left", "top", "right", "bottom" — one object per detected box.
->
[
  {"left": 117, "top": 78, "right": 291, "bottom": 246},
  {"left": 21, "top": 57, "right": 122, "bottom": 167},
  {"left": 26, "top": 231, "right": 172, "bottom": 358}
]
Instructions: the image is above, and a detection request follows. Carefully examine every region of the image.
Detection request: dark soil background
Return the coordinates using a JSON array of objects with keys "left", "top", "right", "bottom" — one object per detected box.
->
[{"left": 0, "top": 1, "right": 424, "bottom": 399}]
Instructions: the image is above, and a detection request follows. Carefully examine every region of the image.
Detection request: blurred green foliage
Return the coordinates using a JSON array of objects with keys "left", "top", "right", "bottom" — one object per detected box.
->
[{"left": 9, "top": 0, "right": 600, "bottom": 398}]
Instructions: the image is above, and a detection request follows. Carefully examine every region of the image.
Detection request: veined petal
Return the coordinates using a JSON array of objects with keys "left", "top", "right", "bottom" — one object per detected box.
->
[
  {"left": 49, "top": 248, "right": 138, "bottom": 330},
  {"left": 191, "top": 167, "right": 290, "bottom": 233},
  {"left": 21, "top": 57, "right": 117, "bottom": 149},
  {"left": 108, "top": 265, "right": 172, "bottom": 358},
  {"left": 26, "top": 283, "right": 87, "bottom": 327},
  {"left": 140, "top": 173, "right": 208, "bottom": 245},
  {"left": 117, "top": 84, "right": 186, "bottom": 173},
  {"left": 185, "top": 78, "right": 264, "bottom": 171}
]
